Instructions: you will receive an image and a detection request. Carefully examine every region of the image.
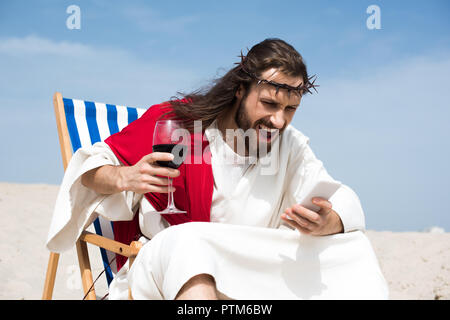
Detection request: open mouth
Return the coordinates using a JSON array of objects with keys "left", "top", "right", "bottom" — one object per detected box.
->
[{"left": 256, "top": 123, "right": 279, "bottom": 142}]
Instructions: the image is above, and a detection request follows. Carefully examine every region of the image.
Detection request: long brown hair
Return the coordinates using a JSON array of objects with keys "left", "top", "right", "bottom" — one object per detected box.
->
[{"left": 166, "top": 38, "right": 310, "bottom": 132}]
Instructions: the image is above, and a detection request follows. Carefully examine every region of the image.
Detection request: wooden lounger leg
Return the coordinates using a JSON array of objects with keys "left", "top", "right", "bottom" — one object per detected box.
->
[
  {"left": 42, "top": 252, "right": 60, "bottom": 300},
  {"left": 76, "top": 240, "right": 96, "bottom": 300}
]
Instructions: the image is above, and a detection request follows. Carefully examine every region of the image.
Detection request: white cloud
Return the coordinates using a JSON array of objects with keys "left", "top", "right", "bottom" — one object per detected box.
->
[
  {"left": 0, "top": 35, "right": 202, "bottom": 108},
  {"left": 0, "top": 35, "right": 204, "bottom": 183},
  {"left": 0, "top": 35, "right": 97, "bottom": 57}
]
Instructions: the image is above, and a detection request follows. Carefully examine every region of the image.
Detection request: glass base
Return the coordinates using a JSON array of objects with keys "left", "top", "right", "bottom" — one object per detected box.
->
[{"left": 160, "top": 207, "right": 187, "bottom": 214}]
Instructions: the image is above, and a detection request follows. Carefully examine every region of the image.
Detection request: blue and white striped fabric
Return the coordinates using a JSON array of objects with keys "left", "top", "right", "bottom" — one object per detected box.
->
[{"left": 63, "top": 98, "right": 146, "bottom": 285}]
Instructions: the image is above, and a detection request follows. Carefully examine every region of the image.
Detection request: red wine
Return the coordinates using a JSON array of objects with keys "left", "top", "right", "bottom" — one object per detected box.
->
[{"left": 152, "top": 143, "right": 187, "bottom": 169}]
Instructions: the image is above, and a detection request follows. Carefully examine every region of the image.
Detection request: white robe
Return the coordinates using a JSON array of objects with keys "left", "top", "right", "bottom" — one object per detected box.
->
[{"left": 46, "top": 122, "right": 388, "bottom": 299}]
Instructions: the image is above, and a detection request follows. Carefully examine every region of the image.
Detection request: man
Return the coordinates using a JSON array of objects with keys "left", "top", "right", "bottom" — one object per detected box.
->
[{"left": 46, "top": 38, "right": 388, "bottom": 299}]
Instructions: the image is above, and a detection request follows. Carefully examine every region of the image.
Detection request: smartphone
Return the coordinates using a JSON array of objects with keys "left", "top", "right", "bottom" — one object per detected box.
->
[{"left": 297, "top": 180, "right": 342, "bottom": 212}]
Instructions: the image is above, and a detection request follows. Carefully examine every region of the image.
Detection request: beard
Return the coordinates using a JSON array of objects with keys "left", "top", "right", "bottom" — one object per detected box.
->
[{"left": 234, "top": 95, "right": 284, "bottom": 158}]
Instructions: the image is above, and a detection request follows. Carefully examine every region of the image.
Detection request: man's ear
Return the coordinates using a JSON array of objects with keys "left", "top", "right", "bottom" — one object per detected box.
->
[{"left": 235, "top": 84, "right": 245, "bottom": 100}]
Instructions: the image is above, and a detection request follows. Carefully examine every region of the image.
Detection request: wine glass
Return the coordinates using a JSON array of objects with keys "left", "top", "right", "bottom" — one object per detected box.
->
[{"left": 152, "top": 120, "right": 188, "bottom": 214}]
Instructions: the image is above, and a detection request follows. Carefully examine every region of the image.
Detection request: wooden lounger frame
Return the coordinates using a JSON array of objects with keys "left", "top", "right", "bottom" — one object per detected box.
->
[{"left": 42, "top": 92, "right": 142, "bottom": 300}]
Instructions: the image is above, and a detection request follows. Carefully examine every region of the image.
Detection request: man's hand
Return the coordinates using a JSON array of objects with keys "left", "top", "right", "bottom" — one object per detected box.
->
[
  {"left": 81, "top": 152, "right": 180, "bottom": 195},
  {"left": 281, "top": 197, "right": 344, "bottom": 236},
  {"left": 117, "top": 152, "right": 180, "bottom": 194}
]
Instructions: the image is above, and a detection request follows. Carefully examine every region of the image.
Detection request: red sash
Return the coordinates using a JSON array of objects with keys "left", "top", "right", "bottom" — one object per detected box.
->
[{"left": 104, "top": 102, "right": 214, "bottom": 270}]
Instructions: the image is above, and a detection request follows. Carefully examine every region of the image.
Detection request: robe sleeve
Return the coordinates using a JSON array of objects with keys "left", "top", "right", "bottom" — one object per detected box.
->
[
  {"left": 46, "top": 142, "right": 144, "bottom": 253},
  {"left": 285, "top": 130, "right": 366, "bottom": 232}
]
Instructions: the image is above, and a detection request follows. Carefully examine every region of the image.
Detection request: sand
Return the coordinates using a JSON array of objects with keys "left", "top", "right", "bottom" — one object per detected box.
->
[{"left": 0, "top": 182, "right": 448, "bottom": 300}]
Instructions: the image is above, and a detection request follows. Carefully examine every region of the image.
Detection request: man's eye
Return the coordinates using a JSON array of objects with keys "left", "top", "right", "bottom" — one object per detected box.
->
[
  {"left": 286, "top": 106, "right": 297, "bottom": 111},
  {"left": 262, "top": 101, "right": 276, "bottom": 107}
]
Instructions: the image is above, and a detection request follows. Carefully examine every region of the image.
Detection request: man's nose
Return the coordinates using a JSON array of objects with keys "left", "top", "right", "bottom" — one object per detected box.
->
[{"left": 270, "top": 110, "right": 285, "bottom": 129}]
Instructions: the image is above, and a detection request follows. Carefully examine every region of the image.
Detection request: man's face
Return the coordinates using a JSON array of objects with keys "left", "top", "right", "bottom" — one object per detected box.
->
[{"left": 234, "top": 68, "right": 303, "bottom": 155}]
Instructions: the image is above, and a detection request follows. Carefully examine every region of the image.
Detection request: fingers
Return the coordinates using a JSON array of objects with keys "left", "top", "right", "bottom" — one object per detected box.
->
[
  {"left": 281, "top": 211, "right": 312, "bottom": 235},
  {"left": 281, "top": 199, "right": 336, "bottom": 236},
  {"left": 137, "top": 169, "right": 178, "bottom": 193},
  {"left": 138, "top": 184, "right": 175, "bottom": 194},
  {"left": 143, "top": 152, "right": 174, "bottom": 164},
  {"left": 139, "top": 163, "right": 180, "bottom": 178},
  {"left": 149, "top": 166, "right": 180, "bottom": 178},
  {"left": 291, "top": 204, "right": 321, "bottom": 224},
  {"left": 141, "top": 153, "right": 180, "bottom": 178},
  {"left": 286, "top": 200, "right": 332, "bottom": 227},
  {"left": 283, "top": 207, "right": 315, "bottom": 231},
  {"left": 312, "top": 197, "right": 333, "bottom": 216},
  {"left": 144, "top": 175, "right": 171, "bottom": 186}
]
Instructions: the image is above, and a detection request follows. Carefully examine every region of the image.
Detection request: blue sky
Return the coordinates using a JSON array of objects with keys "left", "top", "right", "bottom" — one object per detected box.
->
[{"left": 0, "top": 0, "right": 449, "bottom": 232}]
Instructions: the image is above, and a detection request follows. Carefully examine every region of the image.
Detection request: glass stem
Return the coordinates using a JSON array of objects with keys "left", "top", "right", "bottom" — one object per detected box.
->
[{"left": 167, "top": 177, "right": 175, "bottom": 210}]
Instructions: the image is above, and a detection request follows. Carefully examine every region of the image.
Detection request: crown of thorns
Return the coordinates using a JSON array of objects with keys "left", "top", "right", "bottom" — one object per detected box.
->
[{"left": 234, "top": 51, "right": 319, "bottom": 95}]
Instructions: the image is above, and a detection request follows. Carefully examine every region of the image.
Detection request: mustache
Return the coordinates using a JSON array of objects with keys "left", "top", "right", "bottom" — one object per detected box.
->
[{"left": 254, "top": 119, "right": 285, "bottom": 132}]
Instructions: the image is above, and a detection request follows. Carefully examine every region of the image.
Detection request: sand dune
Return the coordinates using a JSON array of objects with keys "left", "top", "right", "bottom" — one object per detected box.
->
[{"left": 0, "top": 182, "right": 448, "bottom": 300}]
